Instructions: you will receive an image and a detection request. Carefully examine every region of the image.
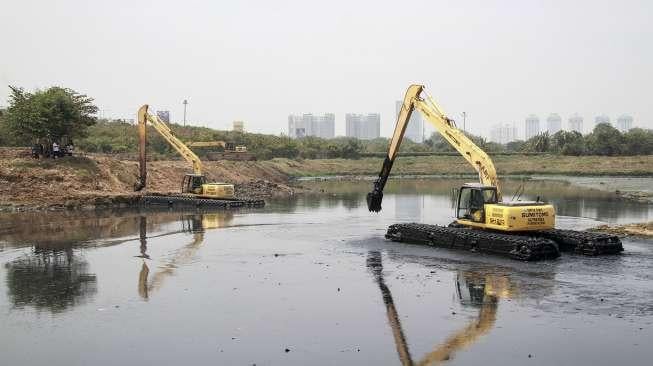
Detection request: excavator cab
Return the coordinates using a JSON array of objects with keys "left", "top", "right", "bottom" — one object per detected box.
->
[
  {"left": 456, "top": 184, "right": 498, "bottom": 223},
  {"left": 181, "top": 174, "right": 235, "bottom": 199},
  {"left": 182, "top": 174, "right": 207, "bottom": 195},
  {"left": 455, "top": 183, "right": 556, "bottom": 231}
]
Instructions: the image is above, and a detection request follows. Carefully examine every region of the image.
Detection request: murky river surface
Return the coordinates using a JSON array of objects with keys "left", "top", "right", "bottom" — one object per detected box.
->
[{"left": 1, "top": 178, "right": 652, "bottom": 365}]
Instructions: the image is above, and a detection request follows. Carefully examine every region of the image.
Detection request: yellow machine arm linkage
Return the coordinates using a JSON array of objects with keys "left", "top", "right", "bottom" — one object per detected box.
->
[
  {"left": 186, "top": 141, "right": 227, "bottom": 148},
  {"left": 367, "top": 84, "right": 501, "bottom": 211},
  {"left": 134, "top": 105, "right": 203, "bottom": 191}
]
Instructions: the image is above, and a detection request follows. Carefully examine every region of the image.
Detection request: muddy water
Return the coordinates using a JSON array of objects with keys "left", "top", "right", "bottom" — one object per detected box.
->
[{"left": 1, "top": 178, "right": 652, "bottom": 366}]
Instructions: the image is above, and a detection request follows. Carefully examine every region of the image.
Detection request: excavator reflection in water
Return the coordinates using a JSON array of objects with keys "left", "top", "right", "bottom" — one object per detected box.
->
[
  {"left": 136, "top": 211, "right": 233, "bottom": 300},
  {"left": 367, "top": 251, "right": 518, "bottom": 365}
]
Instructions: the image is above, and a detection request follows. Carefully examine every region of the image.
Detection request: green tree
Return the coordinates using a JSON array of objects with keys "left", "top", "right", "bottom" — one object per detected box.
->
[
  {"left": 622, "top": 128, "right": 653, "bottom": 155},
  {"left": 425, "top": 131, "right": 498, "bottom": 152},
  {"left": 522, "top": 132, "right": 551, "bottom": 153},
  {"left": 586, "top": 123, "right": 624, "bottom": 155},
  {"left": 505, "top": 140, "right": 526, "bottom": 152},
  {"left": 0, "top": 109, "right": 8, "bottom": 145},
  {"left": 551, "top": 130, "right": 586, "bottom": 155},
  {"left": 4, "top": 86, "right": 98, "bottom": 143}
]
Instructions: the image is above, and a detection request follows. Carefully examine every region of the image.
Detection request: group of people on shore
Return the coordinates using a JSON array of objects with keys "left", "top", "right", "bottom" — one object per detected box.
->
[{"left": 31, "top": 141, "right": 74, "bottom": 159}]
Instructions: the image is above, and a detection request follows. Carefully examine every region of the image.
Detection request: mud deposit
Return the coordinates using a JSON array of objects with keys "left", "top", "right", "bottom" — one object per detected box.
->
[{"left": 1, "top": 178, "right": 652, "bottom": 365}]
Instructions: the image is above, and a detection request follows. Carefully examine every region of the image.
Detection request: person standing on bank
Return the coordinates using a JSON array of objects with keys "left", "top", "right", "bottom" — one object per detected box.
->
[{"left": 52, "top": 141, "right": 60, "bottom": 159}]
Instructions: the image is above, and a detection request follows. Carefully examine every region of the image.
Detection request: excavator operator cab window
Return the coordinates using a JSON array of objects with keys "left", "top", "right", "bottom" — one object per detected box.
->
[
  {"left": 457, "top": 186, "right": 497, "bottom": 223},
  {"left": 182, "top": 174, "right": 207, "bottom": 194}
]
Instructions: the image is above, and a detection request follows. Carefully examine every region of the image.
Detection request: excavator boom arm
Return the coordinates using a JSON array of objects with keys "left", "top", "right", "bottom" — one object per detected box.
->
[
  {"left": 134, "top": 105, "right": 203, "bottom": 191},
  {"left": 187, "top": 141, "right": 227, "bottom": 148},
  {"left": 414, "top": 97, "right": 500, "bottom": 195},
  {"left": 366, "top": 85, "right": 423, "bottom": 211},
  {"left": 367, "top": 84, "right": 501, "bottom": 212}
]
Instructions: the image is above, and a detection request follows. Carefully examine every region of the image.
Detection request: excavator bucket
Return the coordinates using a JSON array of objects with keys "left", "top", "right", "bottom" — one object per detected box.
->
[{"left": 367, "top": 189, "right": 383, "bottom": 212}]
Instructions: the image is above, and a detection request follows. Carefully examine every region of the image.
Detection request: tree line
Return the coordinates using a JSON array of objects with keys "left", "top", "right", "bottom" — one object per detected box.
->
[
  {"left": 73, "top": 119, "right": 431, "bottom": 160},
  {"left": 2, "top": 85, "right": 652, "bottom": 159},
  {"left": 0, "top": 86, "right": 97, "bottom": 147},
  {"left": 49, "top": 120, "right": 653, "bottom": 159}
]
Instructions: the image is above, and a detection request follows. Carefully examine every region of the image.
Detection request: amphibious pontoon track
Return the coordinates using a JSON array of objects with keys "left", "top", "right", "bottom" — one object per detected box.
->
[
  {"left": 141, "top": 194, "right": 265, "bottom": 208},
  {"left": 385, "top": 223, "right": 623, "bottom": 261},
  {"left": 386, "top": 223, "right": 561, "bottom": 261},
  {"left": 533, "top": 229, "right": 623, "bottom": 255}
]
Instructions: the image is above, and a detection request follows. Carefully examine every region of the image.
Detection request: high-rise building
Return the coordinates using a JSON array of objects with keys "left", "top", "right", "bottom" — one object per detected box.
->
[
  {"left": 156, "top": 110, "right": 170, "bottom": 123},
  {"left": 595, "top": 114, "right": 610, "bottom": 126},
  {"left": 616, "top": 114, "right": 633, "bottom": 132},
  {"left": 345, "top": 113, "right": 380, "bottom": 140},
  {"left": 346, "top": 114, "right": 361, "bottom": 138},
  {"left": 568, "top": 114, "right": 583, "bottom": 133},
  {"left": 489, "top": 123, "right": 518, "bottom": 144},
  {"left": 546, "top": 113, "right": 562, "bottom": 135},
  {"left": 233, "top": 120, "right": 244, "bottom": 132},
  {"left": 396, "top": 101, "right": 423, "bottom": 142},
  {"left": 319, "top": 113, "right": 335, "bottom": 139},
  {"left": 525, "top": 115, "right": 540, "bottom": 139},
  {"left": 288, "top": 115, "right": 305, "bottom": 138},
  {"left": 288, "top": 113, "right": 335, "bottom": 139}
]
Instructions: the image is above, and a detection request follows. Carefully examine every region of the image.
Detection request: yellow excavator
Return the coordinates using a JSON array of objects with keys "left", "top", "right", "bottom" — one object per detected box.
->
[
  {"left": 368, "top": 85, "right": 622, "bottom": 258},
  {"left": 368, "top": 85, "right": 555, "bottom": 231},
  {"left": 134, "top": 105, "right": 235, "bottom": 199},
  {"left": 187, "top": 141, "right": 256, "bottom": 161},
  {"left": 187, "top": 141, "right": 248, "bottom": 151}
]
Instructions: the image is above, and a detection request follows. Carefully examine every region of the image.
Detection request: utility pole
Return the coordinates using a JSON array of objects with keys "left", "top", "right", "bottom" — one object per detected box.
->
[{"left": 183, "top": 99, "right": 188, "bottom": 126}]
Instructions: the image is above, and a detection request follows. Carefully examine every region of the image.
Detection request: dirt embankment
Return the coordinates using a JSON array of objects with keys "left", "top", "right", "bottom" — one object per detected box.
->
[
  {"left": 591, "top": 222, "right": 653, "bottom": 238},
  {"left": 0, "top": 152, "right": 299, "bottom": 211},
  {"left": 2, "top": 151, "right": 652, "bottom": 211}
]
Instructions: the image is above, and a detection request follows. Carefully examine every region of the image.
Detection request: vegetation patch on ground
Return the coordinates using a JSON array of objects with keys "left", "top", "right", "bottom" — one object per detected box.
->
[{"left": 260, "top": 155, "right": 653, "bottom": 178}]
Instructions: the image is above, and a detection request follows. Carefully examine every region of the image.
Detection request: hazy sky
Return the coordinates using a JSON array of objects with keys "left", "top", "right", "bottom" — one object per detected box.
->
[{"left": 1, "top": 0, "right": 651, "bottom": 138}]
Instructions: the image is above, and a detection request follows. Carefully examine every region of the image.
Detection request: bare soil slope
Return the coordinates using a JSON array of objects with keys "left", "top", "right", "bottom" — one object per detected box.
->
[
  {"left": 0, "top": 152, "right": 296, "bottom": 210},
  {"left": 592, "top": 222, "right": 653, "bottom": 237}
]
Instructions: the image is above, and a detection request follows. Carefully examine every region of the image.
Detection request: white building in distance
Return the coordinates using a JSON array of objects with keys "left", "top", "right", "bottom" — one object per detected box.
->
[
  {"left": 546, "top": 113, "right": 562, "bottom": 135},
  {"left": 288, "top": 113, "right": 335, "bottom": 139},
  {"left": 568, "top": 114, "right": 583, "bottom": 133},
  {"left": 233, "top": 120, "right": 244, "bottom": 132},
  {"left": 525, "top": 115, "right": 540, "bottom": 139},
  {"left": 396, "top": 101, "right": 423, "bottom": 142},
  {"left": 595, "top": 114, "right": 611, "bottom": 127},
  {"left": 345, "top": 113, "right": 380, "bottom": 140},
  {"left": 490, "top": 123, "right": 518, "bottom": 144},
  {"left": 616, "top": 114, "right": 633, "bottom": 132}
]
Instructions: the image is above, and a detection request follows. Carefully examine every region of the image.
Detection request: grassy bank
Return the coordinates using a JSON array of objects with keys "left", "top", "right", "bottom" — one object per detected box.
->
[{"left": 260, "top": 154, "right": 653, "bottom": 177}]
